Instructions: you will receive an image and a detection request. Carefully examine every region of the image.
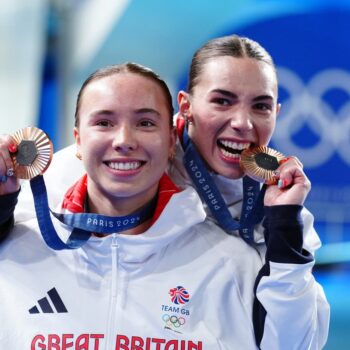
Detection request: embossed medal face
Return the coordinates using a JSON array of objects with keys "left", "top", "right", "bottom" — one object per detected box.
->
[
  {"left": 240, "top": 146, "right": 285, "bottom": 184},
  {"left": 11, "top": 127, "right": 53, "bottom": 179}
]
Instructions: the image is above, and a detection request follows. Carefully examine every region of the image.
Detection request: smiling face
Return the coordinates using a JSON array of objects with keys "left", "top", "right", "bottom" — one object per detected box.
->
[
  {"left": 179, "top": 56, "right": 279, "bottom": 179},
  {"left": 74, "top": 72, "right": 176, "bottom": 215}
]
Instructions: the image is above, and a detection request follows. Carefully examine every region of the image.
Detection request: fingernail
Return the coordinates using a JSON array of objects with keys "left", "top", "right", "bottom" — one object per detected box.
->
[
  {"left": 278, "top": 179, "right": 284, "bottom": 188},
  {"left": 8, "top": 143, "right": 17, "bottom": 153},
  {"left": 6, "top": 168, "right": 14, "bottom": 177},
  {"left": 279, "top": 157, "right": 290, "bottom": 164}
]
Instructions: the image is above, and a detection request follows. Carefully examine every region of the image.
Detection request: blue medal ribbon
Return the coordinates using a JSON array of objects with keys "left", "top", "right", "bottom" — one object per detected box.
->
[
  {"left": 30, "top": 175, "right": 156, "bottom": 250},
  {"left": 182, "top": 128, "right": 265, "bottom": 245}
]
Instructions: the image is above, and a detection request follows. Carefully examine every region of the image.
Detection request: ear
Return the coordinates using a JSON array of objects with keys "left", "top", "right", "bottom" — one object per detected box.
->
[
  {"left": 177, "top": 90, "right": 191, "bottom": 116},
  {"left": 169, "top": 126, "right": 177, "bottom": 157},
  {"left": 276, "top": 103, "right": 281, "bottom": 117},
  {"left": 73, "top": 127, "right": 81, "bottom": 150}
]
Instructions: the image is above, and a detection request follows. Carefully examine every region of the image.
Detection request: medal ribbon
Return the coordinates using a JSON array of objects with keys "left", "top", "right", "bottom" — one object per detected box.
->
[
  {"left": 182, "top": 128, "right": 265, "bottom": 245},
  {"left": 30, "top": 175, "right": 156, "bottom": 250}
]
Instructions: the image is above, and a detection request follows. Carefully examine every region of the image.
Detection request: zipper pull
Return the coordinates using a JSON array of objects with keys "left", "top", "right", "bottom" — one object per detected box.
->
[{"left": 111, "top": 234, "right": 119, "bottom": 248}]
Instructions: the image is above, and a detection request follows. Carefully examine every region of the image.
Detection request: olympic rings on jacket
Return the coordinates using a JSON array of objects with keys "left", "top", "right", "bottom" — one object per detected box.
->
[{"left": 162, "top": 314, "right": 186, "bottom": 328}]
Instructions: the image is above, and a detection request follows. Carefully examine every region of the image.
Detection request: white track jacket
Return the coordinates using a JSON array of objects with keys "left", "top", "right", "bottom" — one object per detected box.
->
[{"left": 0, "top": 176, "right": 266, "bottom": 349}]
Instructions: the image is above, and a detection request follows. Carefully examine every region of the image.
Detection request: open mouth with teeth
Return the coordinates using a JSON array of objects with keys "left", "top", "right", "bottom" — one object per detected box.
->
[
  {"left": 106, "top": 161, "right": 145, "bottom": 170},
  {"left": 217, "top": 140, "right": 251, "bottom": 158}
]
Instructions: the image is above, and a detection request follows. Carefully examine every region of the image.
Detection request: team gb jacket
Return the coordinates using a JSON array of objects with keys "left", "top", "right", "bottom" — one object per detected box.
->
[{"left": 1, "top": 174, "right": 271, "bottom": 350}]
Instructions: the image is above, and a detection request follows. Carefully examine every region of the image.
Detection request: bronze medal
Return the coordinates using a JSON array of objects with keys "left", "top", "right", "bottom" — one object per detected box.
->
[
  {"left": 11, "top": 127, "right": 53, "bottom": 179},
  {"left": 240, "top": 146, "right": 285, "bottom": 184}
]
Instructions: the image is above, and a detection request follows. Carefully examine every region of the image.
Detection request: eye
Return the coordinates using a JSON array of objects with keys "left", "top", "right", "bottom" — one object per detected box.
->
[
  {"left": 96, "top": 120, "right": 113, "bottom": 127},
  {"left": 139, "top": 119, "right": 156, "bottom": 127},
  {"left": 212, "top": 97, "right": 231, "bottom": 106},
  {"left": 253, "top": 103, "right": 273, "bottom": 113}
]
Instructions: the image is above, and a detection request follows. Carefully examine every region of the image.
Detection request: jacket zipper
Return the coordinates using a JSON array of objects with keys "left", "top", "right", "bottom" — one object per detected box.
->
[{"left": 105, "top": 234, "right": 119, "bottom": 349}]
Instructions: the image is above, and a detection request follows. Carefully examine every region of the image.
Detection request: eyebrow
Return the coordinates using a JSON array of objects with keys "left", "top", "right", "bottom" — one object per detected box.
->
[
  {"left": 211, "top": 89, "right": 274, "bottom": 102},
  {"left": 211, "top": 89, "right": 237, "bottom": 98},
  {"left": 90, "top": 109, "right": 114, "bottom": 117},
  {"left": 135, "top": 108, "right": 161, "bottom": 117},
  {"left": 90, "top": 108, "right": 161, "bottom": 117},
  {"left": 252, "top": 95, "right": 274, "bottom": 102}
]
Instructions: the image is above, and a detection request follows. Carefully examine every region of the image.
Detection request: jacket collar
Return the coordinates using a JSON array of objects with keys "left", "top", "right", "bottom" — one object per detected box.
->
[{"left": 62, "top": 173, "right": 181, "bottom": 225}]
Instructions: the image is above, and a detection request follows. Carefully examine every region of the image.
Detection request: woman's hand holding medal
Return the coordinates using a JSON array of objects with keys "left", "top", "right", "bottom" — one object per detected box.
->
[
  {"left": 263, "top": 155, "right": 311, "bottom": 207},
  {"left": 240, "top": 146, "right": 311, "bottom": 207},
  {"left": 0, "top": 135, "right": 19, "bottom": 195},
  {"left": 0, "top": 127, "right": 53, "bottom": 195}
]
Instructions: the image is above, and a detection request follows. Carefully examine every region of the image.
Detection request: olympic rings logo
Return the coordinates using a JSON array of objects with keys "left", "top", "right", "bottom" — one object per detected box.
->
[
  {"left": 272, "top": 67, "right": 350, "bottom": 167},
  {"left": 162, "top": 314, "right": 186, "bottom": 328}
]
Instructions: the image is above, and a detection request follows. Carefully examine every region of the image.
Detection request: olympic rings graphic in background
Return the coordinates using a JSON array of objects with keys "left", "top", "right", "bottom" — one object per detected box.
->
[
  {"left": 162, "top": 314, "right": 186, "bottom": 328},
  {"left": 273, "top": 67, "right": 350, "bottom": 168}
]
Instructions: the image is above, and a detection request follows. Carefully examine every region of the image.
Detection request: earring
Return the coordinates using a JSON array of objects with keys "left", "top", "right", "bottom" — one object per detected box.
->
[
  {"left": 169, "top": 152, "right": 175, "bottom": 161},
  {"left": 76, "top": 152, "right": 82, "bottom": 160},
  {"left": 183, "top": 114, "right": 193, "bottom": 125}
]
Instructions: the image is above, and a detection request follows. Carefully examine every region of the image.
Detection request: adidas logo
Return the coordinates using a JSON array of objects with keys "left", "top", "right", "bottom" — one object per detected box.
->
[{"left": 29, "top": 287, "right": 68, "bottom": 314}]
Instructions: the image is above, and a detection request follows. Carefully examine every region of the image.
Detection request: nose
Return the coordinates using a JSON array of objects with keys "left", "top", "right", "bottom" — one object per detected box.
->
[
  {"left": 229, "top": 110, "right": 253, "bottom": 132},
  {"left": 112, "top": 124, "right": 137, "bottom": 152}
]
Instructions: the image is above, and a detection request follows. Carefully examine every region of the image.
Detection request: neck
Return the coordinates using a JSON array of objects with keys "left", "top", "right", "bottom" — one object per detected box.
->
[
  {"left": 86, "top": 185, "right": 158, "bottom": 236},
  {"left": 93, "top": 219, "right": 152, "bottom": 237}
]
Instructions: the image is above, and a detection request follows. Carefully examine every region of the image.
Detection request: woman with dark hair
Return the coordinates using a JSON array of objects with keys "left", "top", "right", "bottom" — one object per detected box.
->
[
  {"left": 0, "top": 62, "right": 261, "bottom": 348},
  {"left": 172, "top": 35, "right": 330, "bottom": 349}
]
